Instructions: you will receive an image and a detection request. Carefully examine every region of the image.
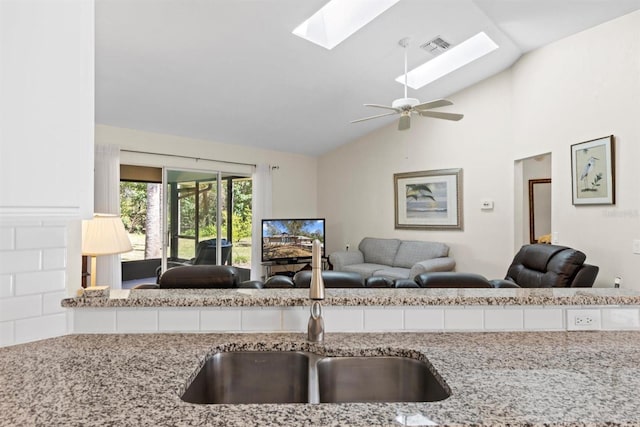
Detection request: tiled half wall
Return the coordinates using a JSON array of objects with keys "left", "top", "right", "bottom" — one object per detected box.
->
[{"left": 70, "top": 305, "right": 640, "bottom": 334}]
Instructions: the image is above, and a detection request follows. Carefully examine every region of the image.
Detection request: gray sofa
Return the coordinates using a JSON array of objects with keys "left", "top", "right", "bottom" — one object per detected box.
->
[{"left": 329, "top": 237, "right": 455, "bottom": 280}]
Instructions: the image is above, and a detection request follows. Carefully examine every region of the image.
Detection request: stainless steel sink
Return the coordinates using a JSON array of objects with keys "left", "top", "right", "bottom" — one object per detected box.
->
[
  {"left": 316, "top": 356, "right": 449, "bottom": 403},
  {"left": 181, "top": 351, "right": 449, "bottom": 404},
  {"left": 181, "top": 351, "right": 310, "bottom": 404}
]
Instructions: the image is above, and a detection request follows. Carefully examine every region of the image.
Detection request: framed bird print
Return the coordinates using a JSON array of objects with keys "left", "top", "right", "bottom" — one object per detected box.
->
[
  {"left": 571, "top": 135, "right": 615, "bottom": 205},
  {"left": 394, "top": 168, "right": 463, "bottom": 229}
]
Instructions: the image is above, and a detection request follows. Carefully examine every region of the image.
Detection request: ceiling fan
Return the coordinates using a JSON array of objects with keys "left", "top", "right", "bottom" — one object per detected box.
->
[{"left": 351, "top": 38, "right": 464, "bottom": 131}]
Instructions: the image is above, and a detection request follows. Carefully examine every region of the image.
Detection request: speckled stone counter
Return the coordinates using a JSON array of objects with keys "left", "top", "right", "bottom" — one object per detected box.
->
[
  {"left": 2, "top": 331, "right": 640, "bottom": 426},
  {"left": 61, "top": 287, "right": 640, "bottom": 308}
]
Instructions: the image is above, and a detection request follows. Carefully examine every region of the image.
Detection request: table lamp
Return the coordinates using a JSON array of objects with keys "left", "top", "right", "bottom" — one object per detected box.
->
[{"left": 81, "top": 213, "right": 133, "bottom": 288}]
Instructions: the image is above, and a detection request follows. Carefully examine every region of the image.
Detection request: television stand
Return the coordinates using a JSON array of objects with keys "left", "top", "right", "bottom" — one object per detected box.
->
[{"left": 261, "top": 257, "right": 328, "bottom": 280}]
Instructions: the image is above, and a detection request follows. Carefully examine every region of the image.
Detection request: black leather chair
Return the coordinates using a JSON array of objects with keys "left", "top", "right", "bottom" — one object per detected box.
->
[
  {"left": 263, "top": 274, "right": 296, "bottom": 288},
  {"left": 189, "top": 238, "right": 233, "bottom": 265},
  {"left": 134, "top": 265, "right": 262, "bottom": 289},
  {"left": 407, "top": 245, "right": 597, "bottom": 289},
  {"left": 490, "top": 244, "right": 598, "bottom": 288}
]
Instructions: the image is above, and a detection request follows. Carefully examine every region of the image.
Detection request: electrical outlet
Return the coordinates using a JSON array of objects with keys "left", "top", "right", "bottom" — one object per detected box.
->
[
  {"left": 567, "top": 309, "right": 602, "bottom": 331},
  {"left": 575, "top": 315, "right": 595, "bottom": 325}
]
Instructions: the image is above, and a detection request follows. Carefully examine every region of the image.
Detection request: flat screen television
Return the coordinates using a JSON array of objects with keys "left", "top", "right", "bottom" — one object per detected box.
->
[{"left": 261, "top": 218, "right": 325, "bottom": 263}]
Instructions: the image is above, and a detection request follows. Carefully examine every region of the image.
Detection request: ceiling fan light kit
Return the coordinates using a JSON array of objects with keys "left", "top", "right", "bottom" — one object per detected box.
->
[{"left": 351, "top": 38, "right": 464, "bottom": 131}]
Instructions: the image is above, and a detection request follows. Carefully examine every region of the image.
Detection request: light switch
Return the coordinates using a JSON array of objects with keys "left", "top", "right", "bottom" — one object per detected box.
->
[
  {"left": 552, "top": 232, "right": 559, "bottom": 244},
  {"left": 480, "top": 199, "right": 494, "bottom": 210},
  {"left": 633, "top": 239, "right": 640, "bottom": 254}
]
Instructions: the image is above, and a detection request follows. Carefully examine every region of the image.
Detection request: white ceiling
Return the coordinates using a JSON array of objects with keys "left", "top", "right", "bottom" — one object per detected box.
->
[{"left": 95, "top": 0, "right": 640, "bottom": 156}]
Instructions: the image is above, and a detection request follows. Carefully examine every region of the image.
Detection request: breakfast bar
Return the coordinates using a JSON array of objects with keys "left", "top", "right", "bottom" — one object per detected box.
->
[
  {"left": 2, "top": 330, "right": 640, "bottom": 426},
  {"left": 2, "top": 288, "right": 640, "bottom": 426}
]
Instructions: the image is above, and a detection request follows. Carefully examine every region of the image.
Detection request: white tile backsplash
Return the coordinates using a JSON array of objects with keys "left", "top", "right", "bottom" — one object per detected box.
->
[
  {"left": 15, "top": 270, "right": 65, "bottom": 295},
  {"left": 200, "top": 308, "right": 242, "bottom": 331},
  {"left": 324, "top": 307, "right": 364, "bottom": 332},
  {"left": 15, "top": 314, "right": 66, "bottom": 344},
  {"left": 74, "top": 309, "right": 117, "bottom": 333},
  {"left": 158, "top": 308, "right": 199, "bottom": 331},
  {"left": 524, "top": 308, "right": 564, "bottom": 330},
  {"left": 15, "top": 226, "right": 66, "bottom": 249},
  {"left": 0, "top": 220, "right": 74, "bottom": 347},
  {"left": 602, "top": 308, "right": 640, "bottom": 330},
  {"left": 241, "top": 308, "right": 282, "bottom": 331},
  {"left": 444, "top": 308, "right": 484, "bottom": 330},
  {"left": 0, "top": 227, "right": 14, "bottom": 250},
  {"left": 364, "top": 307, "right": 404, "bottom": 331},
  {"left": 42, "top": 292, "right": 68, "bottom": 315},
  {"left": 404, "top": 307, "right": 445, "bottom": 330},
  {"left": 0, "top": 295, "right": 42, "bottom": 322},
  {"left": 485, "top": 308, "right": 524, "bottom": 331},
  {"left": 43, "top": 248, "right": 66, "bottom": 270},
  {"left": 117, "top": 308, "right": 158, "bottom": 332},
  {"left": 0, "top": 250, "right": 41, "bottom": 274},
  {"left": 0, "top": 321, "right": 15, "bottom": 346},
  {"left": 281, "top": 307, "right": 307, "bottom": 332},
  {"left": 0, "top": 274, "right": 13, "bottom": 298}
]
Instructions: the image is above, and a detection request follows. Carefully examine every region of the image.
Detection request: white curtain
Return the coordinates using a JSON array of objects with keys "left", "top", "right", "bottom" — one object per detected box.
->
[
  {"left": 94, "top": 144, "right": 123, "bottom": 288},
  {"left": 250, "top": 164, "right": 273, "bottom": 280}
]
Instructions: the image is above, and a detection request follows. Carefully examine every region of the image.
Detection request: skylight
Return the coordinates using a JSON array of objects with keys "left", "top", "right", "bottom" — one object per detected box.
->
[
  {"left": 396, "top": 32, "right": 499, "bottom": 89},
  {"left": 292, "top": 0, "right": 401, "bottom": 50}
]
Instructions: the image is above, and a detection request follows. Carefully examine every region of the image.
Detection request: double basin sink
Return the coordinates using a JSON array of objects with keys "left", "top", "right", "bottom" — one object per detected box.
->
[{"left": 181, "top": 351, "right": 450, "bottom": 404}]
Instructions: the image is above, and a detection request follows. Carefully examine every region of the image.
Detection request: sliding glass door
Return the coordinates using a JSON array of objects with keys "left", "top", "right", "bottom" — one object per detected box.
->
[{"left": 162, "top": 168, "right": 252, "bottom": 280}]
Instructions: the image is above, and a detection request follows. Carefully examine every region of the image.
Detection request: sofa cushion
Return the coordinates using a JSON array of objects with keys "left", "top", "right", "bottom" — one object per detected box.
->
[
  {"left": 372, "top": 267, "right": 411, "bottom": 280},
  {"left": 393, "top": 240, "right": 449, "bottom": 268},
  {"left": 342, "top": 263, "right": 388, "bottom": 279},
  {"left": 359, "top": 237, "right": 401, "bottom": 266}
]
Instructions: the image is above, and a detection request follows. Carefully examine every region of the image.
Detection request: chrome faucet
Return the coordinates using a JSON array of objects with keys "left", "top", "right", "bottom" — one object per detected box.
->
[{"left": 308, "top": 239, "right": 325, "bottom": 342}]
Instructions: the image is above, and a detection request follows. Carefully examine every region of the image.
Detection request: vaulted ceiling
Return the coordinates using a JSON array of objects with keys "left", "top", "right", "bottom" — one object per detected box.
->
[{"left": 95, "top": 0, "right": 640, "bottom": 155}]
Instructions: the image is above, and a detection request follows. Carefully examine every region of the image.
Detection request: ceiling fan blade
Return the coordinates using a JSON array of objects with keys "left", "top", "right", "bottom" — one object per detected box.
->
[
  {"left": 364, "top": 104, "right": 400, "bottom": 112},
  {"left": 418, "top": 111, "right": 464, "bottom": 121},
  {"left": 398, "top": 114, "right": 411, "bottom": 131},
  {"left": 351, "top": 111, "right": 399, "bottom": 124},
  {"left": 413, "top": 99, "right": 453, "bottom": 111}
]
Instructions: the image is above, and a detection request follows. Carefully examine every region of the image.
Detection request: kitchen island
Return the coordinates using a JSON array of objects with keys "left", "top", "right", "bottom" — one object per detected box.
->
[{"left": 2, "top": 331, "right": 640, "bottom": 426}]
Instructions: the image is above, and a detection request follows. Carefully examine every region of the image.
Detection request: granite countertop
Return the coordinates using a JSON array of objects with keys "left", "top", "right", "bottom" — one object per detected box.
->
[
  {"left": 2, "top": 331, "right": 640, "bottom": 426},
  {"left": 61, "top": 287, "right": 640, "bottom": 308}
]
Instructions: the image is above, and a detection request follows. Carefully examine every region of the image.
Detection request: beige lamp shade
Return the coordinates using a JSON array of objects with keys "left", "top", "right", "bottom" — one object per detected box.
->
[{"left": 82, "top": 214, "right": 133, "bottom": 256}]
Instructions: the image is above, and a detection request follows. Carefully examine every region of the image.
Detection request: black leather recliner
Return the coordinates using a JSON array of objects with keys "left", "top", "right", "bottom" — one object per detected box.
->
[
  {"left": 489, "top": 244, "right": 598, "bottom": 288},
  {"left": 409, "top": 244, "right": 598, "bottom": 289}
]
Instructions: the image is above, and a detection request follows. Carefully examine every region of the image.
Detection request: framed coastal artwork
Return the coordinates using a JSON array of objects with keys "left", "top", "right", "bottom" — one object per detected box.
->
[
  {"left": 394, "top": 168, "right": 463, "bottom": 230},
  {"left": 571, "top": 135, "right": 615, "bottom": 205}
]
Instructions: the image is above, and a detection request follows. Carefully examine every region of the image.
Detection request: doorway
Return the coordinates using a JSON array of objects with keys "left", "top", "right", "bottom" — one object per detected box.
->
[{"left": 514, "top": 153, "right": 552, "bottom": 249}]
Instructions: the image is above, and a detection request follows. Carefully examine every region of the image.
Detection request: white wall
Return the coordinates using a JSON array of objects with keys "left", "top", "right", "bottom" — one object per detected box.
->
[
  {"left": 95, "top": 125, "right": 318, "bottom": 219},
  {"left": 318, "top": 11, "right": 640, "bottom": 287},
  {"left": 0, "top": 0, "right": 95, "bottom": 346},
  {"left": 319, "top": 63, "right": 515, "bottom": 279},
  {"left": 511, "top": 10, "right": 640, "bottom": 288}
]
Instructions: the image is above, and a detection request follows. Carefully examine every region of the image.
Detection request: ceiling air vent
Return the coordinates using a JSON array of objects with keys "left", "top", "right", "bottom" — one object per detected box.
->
[{"left": 420, "top": 36, "right": 451, "bottom": 56}]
